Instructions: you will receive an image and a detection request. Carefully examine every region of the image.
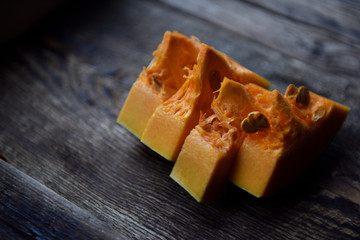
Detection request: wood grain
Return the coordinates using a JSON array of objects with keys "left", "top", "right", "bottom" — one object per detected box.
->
[
  {"left": 244, "top": 0, "right": 360, "bottom": 40},
  {"left": 0, "top": 160, "right": 124, "bottom": 239},
  {"left": 1, "top": 0, "right": 360, "bottom": 239},
  {"left": 161, "top": 0, "right": 360, "bottom": 78}
]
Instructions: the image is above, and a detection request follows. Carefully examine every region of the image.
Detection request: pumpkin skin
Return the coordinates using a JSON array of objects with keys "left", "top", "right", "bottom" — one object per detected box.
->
[
  {"left": 170, "top": 78, "right": 250, "bottom": 202},
  {"left": 141, "top": 44, "right": 270, "bottom": 161},
  {"left": 229, "top": 84, "right": 350, "bottom": 197},
  {"left": 117, "top": 31, "right": 201, "bottom": 138}
]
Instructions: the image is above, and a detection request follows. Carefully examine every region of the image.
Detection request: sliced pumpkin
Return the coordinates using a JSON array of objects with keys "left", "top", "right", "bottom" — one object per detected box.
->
[
  {"left": 229, "top": 84, "right": 350, "bottom": 197},
  {"left": 141, "top": 44, "right": 270, "bottom": 161},
  {"left": 117, "top": 31, "right": 201, "bottom": 138},
  {"left": 170, "top": 78, "right": 252, "bottom": 202},
  {"left": 117, "top": 31, "right": 349, "bottom": 201}
]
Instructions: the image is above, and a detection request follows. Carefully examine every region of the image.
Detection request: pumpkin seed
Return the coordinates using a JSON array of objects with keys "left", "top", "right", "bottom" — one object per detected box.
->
[
  {"left": 296, "top": 86, "right": 309, "bottom": 106},
  {"left": 241, "top": 111, "right": 269, "bottom": 133},
  {"left": 249, "top": 112, "right": 270, "bottom": 129},
  {"left": 285, "top": 84, "right": 310, "bottom": 107},
  {"left": 152, "top": 77, "right": 162, "bottom": 92},
  {"left": 241, "top": 119, "right": 257, "bottom": 133},
  {"left": 313, "top": 107, "right": 326, "bottom": 122},
  {"left": 285, "top": 84, "right": 298, "bottom": 98}
]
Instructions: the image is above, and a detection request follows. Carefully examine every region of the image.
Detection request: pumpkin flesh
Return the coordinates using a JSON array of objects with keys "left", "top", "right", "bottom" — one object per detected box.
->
[
  {"left": 229, "top": 84, "right": 350, "bottom": 197},
  {"left": 170, "top": 78, "right": 251, "bottom": 202},
  {"left": 141, "top": 44, "right": 270, "bottom": 161},
  {"left": 117, "top": 31, "right": 200, "bottom": 138}
]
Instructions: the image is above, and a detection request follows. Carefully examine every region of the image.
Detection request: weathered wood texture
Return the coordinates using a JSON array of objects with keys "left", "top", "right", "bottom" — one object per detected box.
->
[
  {"left": 0, "top": 0, "right": 359, "bottom": 239},
  {"left": 0, "top": 161, "right": 124, "bottom": 239}
]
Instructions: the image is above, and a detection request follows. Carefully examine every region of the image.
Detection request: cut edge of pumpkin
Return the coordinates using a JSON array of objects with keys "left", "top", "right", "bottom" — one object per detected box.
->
[{"left": 170, "top": 79, "right": 247, "bottom": 202}]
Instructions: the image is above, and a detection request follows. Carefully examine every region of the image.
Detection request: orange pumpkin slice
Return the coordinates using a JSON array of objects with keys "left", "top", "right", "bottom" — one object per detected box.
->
[
  {"left": 170, "top": 78, "right": 252, "bottom": 202},
  {"left": 117, "top": 31, "right": 201, "bottom": 138},
  {"left": 171, "top": 79, "right": 349, "bottom": 201},
  {"left": 229, "top": 84, "right": 350, "bottom": 197},
  {"left": 141, "top": 44, "right": 270, "bottom": 161}
]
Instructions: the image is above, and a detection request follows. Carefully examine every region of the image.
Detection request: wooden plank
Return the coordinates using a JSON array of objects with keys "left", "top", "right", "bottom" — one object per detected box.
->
[
  {"left": 0, "top": 0, "right": 359, "bottom": 239},
  {"left": 243, "top": 0, "right": 360, "bottom": 41},
  {"left": 0, "top": 160, "right": 125, "bottom": 239},
  {"left": 159, "top": 0, "right": 360, "bottom": 78},
  {"left": 1, "top": 48, "right": 359, "bottom": 238}
]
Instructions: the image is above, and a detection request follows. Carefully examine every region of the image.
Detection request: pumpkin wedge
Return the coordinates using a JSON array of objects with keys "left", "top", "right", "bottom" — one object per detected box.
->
[
  {"left": 170, "top": 78, "right": 252, "bottom": 202},
  {"left": 117, "top": 31, "right": 201, "bottom": 138},
  {"left": 141, "top": 44, "right": 270, "bottom": 161},
  {"left": 117, "top": 31, "right": 349, "bottom": 201},
  {"left": 229, "top": 84, "right": 350, "bottom": 197}
]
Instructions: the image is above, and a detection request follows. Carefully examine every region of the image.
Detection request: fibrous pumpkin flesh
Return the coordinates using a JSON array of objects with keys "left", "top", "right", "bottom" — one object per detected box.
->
[
  {"left": 141, "top": 43, "right": 270, "bottom": 161},
  {"left": 228, "top": 83, "right": 349, "bottom": 197}
]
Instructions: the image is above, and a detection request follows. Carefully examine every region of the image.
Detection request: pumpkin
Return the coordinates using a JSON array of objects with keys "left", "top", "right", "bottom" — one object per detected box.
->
[
  {"left": 141, "top": 43, "right": 270, "bottom": 161},
  {"left": 117, "top": 31, "right": 349, "bottom": 202},
  {"left": 227, "top": 83, "right": 349, "bottom": 197},
  {"left": 171, "top": 78, "right": 349, "bottom": 201},
  {"left": 117, "top": 31, "right": 201, "bottom": 138},
  {"left": 170, "top": 78, "right": 251, "bottom": 202}
]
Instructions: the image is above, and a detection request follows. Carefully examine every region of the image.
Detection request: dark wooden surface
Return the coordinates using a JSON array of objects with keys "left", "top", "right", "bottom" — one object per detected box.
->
[{"left": 1, "top": 0, "right": 359, "bottom": 239}]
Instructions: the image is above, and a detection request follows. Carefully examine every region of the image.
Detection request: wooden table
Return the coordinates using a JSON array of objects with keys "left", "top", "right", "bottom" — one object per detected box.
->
[{"left": 1, "top": 0, "right": 359, "bottom": 239}]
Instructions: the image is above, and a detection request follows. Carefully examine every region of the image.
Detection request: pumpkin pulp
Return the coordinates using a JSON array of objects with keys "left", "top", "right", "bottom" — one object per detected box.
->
[{"left": 141, "top": 44, "right": 270, "bottom": 161}]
